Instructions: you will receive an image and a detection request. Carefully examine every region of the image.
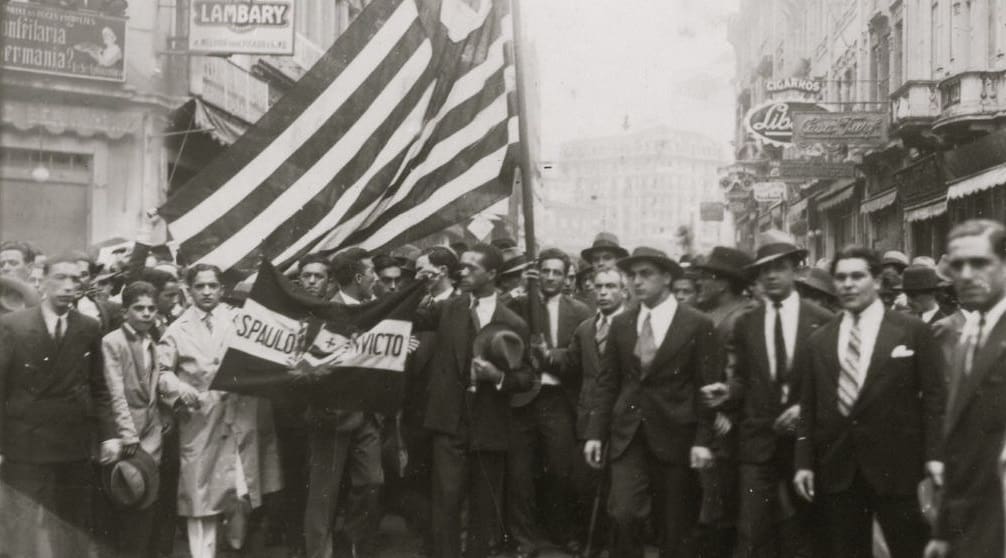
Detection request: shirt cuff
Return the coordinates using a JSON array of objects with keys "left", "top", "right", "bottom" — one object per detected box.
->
[{"left": 495, "top": 373, "right": 506, "bottom": 391}]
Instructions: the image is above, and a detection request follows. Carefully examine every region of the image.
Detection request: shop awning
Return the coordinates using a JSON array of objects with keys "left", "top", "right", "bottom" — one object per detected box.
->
[
  {"left": 815, "top": 179, "right": 858, "bottom": 212},
  {"left": 788, "top": 196, "right": 809, "bottom": 216},
  {"left": 860, "top": 189, "right": 898, "bottom": 214},
  {"left": 168, "top": 98, "right": 249, "bottom": 146},
  {"left": 947, "top": 162, "right": 1006, "bottom": 200},
  {"left": 904, "top": 198, "right": 948, "bottom": 222}
]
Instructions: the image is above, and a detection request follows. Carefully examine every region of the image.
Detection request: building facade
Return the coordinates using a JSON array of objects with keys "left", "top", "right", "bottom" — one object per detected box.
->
[
  {"left": 544, "top": 126, "right": 732, "bottom": 258},
  {"left": 727, "top": 0, "right": 1006, "bottom": 262},
  {"left": 0, "top": 0, "right": 365, "bottom": 255}
]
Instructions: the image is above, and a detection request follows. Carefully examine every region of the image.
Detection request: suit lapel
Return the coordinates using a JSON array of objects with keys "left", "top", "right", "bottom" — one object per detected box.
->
[
  {"left": 123, "top": 327, "right": 154, "bottom": 401},
  {"left": 750, "top": 305, "right": 771, "bottom": 383},
  {"left": 821, "top": 318, "right": 843, "bottom": 387},
  {"left": 947, "top": 315, "right": 1006, "bottom": 433},
  {"left": 852, "top": 312, "right": 902, "bottom": 413},
  {"left": 649, "top": 306, "right": 695, "bottom": 374},
  {"left": 623, "top": 307, "right": 641, "bottom": 372},
  {"left": 453, "top": 295, "right": 474, "bottom": 381}
]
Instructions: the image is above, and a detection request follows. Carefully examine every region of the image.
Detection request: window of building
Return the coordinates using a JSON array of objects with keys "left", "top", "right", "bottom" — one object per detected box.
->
[{"left": 892, "top": 21, "right": 904, "bottom": 91}]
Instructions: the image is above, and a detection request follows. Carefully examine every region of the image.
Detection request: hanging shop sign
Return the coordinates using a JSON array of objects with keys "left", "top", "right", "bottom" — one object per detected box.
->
[
  {"left": 744, "top": 101, "right": 829, "bottom": 146},
  {"left": 791, "top": 111, "right": 889, "bottom": 146},
  {"left": 189, "top": 0, "right": 295, "bottom": 55},
  {"left": 777, "top": 160, "right": 856, "bottom": 180},
  {"left": 766, "top": 78, "right": 822, "bottom": 95},
  {"left": 699, "top": 202, "right": 725, "bottom": 222},
  {"left": 2, "top": 2, "right": 127, "bottom": 82},
  {"left": 752, "top": 181, "right": 787, "bottom": 203}
]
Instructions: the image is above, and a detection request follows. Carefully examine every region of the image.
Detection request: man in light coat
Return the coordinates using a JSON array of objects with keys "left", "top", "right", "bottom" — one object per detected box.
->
[{"left": 158, "top": 263, "right": 282, "bottom": 558}]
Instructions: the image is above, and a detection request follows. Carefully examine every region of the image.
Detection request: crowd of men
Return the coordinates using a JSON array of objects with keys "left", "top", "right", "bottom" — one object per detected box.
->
[{"left": 0, "top": 216, "right": 1005, "bottom": 558}]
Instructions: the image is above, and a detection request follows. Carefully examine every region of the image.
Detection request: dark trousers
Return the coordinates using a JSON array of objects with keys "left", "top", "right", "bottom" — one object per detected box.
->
[
  {"left": 112, "top": 501, "right": 157, "bottom": 558},
  {"left": 814, "top": 470, "right": 928, "bottom": 558},
  {"left": 608, "top": 432, "right": 701, "bottom": 558},
  {"left": 431, "top": 434, "right": 505, "bottom": 558},
  {"left": 153, "top": 423, "right": 181, "bottom": 556},
  {"left": 304, "top": 419, "right": 384, "bottom": 558},
  {"left": 0, "top": 459, "right": 100, "bottom": 557},
  {"left": 572, "top": 440, "right": 610, "bottom": 556},
  {"left": 736, "top": 462, "right": 812, "bottom": 558},
  {"left": 276, "top": 423, "right": 310, "bottom": 552},
  {"left": 506, "top": 386, "right": 577, "bottom": 551}
]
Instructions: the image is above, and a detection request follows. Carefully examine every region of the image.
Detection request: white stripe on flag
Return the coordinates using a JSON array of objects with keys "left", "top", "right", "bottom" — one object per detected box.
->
[
  {"left": 358, "top": 138, "right": 513, "bottom": 250},
  {"left": 168, "top": 0, "right": 419, "bottom": 244},
  {"left": 272, "top": 82, "right": 437, "bottom": 267},
  {"left": 199, "top": 41, "right": 434, "bottom": 270}
]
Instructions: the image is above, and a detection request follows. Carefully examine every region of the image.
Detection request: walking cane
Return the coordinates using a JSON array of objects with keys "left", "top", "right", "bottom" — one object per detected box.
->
[{"left": 584, "top": 448, "right": 608, "bottom": 558}]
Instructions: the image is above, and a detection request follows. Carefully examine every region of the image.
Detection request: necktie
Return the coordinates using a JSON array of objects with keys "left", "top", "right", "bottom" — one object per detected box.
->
[
  {"left": 964, "top": 314, "right": 986, "bottom": 376},
  {"left": 469, "top": 297, "right": 481, "bottom": 331},
  {"left": 54, "top": 315, "right": 64, "bottom": 344},
  {"left": 634, "top": 311, "right": 657, "bottom": 371},
  {"left": 595, "top": 315, "right": 610, "bottom": 353},
  {"left": 773, "top": 301, "right": 787, "bottom": 381},
  {"left": 838, "top": 313, "right": 862, "bottom": 416},
  {"left": 203, "top": 312, "right": 214, "bottom": 334}
]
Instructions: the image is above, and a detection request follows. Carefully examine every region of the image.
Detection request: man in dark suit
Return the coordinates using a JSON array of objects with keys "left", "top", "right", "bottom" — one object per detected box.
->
[
  {"left": 0, "top": 253, "right": 117, "bottom": 556},
  {"left": 304, "top": 248, "right": 384, "bottom": 558},
  {"left": 902, "top": 265, "right": 950, "bottom": 325},
  {"left": 71, "top": 251, "right": 122, "bottom": 333},
  {"left": 550, "top": 266, "right": 627, "bottom": 556},
  {"left": 794, "top": 246, "right": 944, "bottom": 558},
  {"left": 925, "top": 219, "right": 1006, "bottom": 558},
  {"left": 508, "top": 248, "right": 593, "bottom": 555},
  {"left": 417, "top": 243, "right": 534, "bottom": 558},
  {"left": 702, "top": 238, "right": 832, "bottom": 558},
  {"left": 585, "top": 247, "right": 717, "bottom": 558}
]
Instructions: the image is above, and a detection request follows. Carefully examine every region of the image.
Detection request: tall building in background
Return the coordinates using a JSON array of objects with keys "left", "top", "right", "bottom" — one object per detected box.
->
[
  {"left": 540, "top": 126, "right": 732, "bottom": 257},
  {"left": 727, "top": 0, "right": 1006, "bottom": 261}
]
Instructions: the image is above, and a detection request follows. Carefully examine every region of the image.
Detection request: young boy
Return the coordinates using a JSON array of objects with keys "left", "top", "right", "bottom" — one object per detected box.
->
[{"left": 101, "top": 280, "right": 165, "bottom": 557}]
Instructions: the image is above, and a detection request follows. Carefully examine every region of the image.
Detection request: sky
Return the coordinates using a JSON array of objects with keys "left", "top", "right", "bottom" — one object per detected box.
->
[{"left": 521, "top": 0, "right": 740, "bottom": 159}]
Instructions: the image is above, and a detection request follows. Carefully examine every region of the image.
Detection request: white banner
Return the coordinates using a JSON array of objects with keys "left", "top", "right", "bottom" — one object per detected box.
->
[
  {"left": 309, "top": 319, "right": 413, "bottom": 373},
  {"left": 189, "top": 0, "right": 295, "bottom": 55},
  {"left": 229, "top": 298, "right": 306, "bottom": 365}
]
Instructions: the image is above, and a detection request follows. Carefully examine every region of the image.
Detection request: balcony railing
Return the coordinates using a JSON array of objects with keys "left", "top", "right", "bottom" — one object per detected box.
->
[
  {"left": 933, "top": 70, "right": 1006, "bottom": 130},
  {"left": 890, "top": 80, "right": 939, "bottom": 129}
]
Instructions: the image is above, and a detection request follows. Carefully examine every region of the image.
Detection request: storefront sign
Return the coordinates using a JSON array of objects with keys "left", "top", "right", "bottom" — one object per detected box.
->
[
  {"left": 766, "top": 78, "right": 822, "bottom": 95},
  {"left": 699, "top": 202, "right": 725, "bottom": 222},
  {"left": 778, "top": 160, "right": 856, "bottom": 180},
  {"left": 744, "top": 101, "right": 828, "bottom": 146},
  {"left": 752, "top": 181, "right": 787, "bottom": 203},
  {"left": 792, "top": 111, "right": 889, "bottom": 146},
  {"left": 189, "top": 0, "right": 295, "bottom": 55},
  {"left": 2, "top": 2, "right": 126, "bottom": 82},
  {"left": 190, "top": 56, "right": 270, "bottom": 124}
]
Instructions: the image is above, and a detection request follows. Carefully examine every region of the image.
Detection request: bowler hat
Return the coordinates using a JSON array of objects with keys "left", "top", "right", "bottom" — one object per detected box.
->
[
  {"left": 882, "top": 250, "right": 910, "bottom": 270},
  {"left": 796, "top": 267, "right": 837, "bottom": 299},
  {"left": 581, "top": 232, "right": 629, "bottom": 262},
  {"left": 748, "top": 230, "right": 808, "bottom": 269},
  {"left": 472, "top": 322, "right": 525, "bottom": 373},
  {"left": 693, "top": 247, "right": 754, "bottom": 283},
  {"left": 101, "top": 448, "right": 160, "bottom": 510},
  {"left": 500, "top": 247, "right": 530, "bottom": 276},
  {"left": 0, "top": 276, "right": 39, "bottom": 314},
  {"left": 899, "top": 265, "right": 944, "bottom": 292},
  {"left": 616, "top": 247, "right": 683, "bottom": 278}
]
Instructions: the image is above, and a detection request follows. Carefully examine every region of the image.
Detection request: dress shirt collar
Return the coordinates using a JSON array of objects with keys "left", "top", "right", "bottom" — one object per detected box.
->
[
  {"left": 638, "top": 293, "right": 677, "bottom": 329},
  {"left": 597, "top": 305, "right": 624, "bottom": 323},
  {"left": 123, "top": 322, "right": 152, "bottom": 340},
  {"left": 766, "top": 291, "right": 799, "bottom": 313},
  {"left": 843, "top": 297, "right": 885, "bottom": 326},
  {"left": 966, "top": 294, "right": 1006, "bottom": 343},
  {"left": 431, "top": 286, "right": 455, "bottom": 302},
  {"left": 40, "top": 302, "right": 68, "bottom": 335},
  {"left": 471, "top": 291, "right": 497, "bottom": 308},
  {"left": 340, "top": 291, "right": 363, "bottom": 306},
  {"left": 921, "top": 306, "right": 940, "bottom": 324}
]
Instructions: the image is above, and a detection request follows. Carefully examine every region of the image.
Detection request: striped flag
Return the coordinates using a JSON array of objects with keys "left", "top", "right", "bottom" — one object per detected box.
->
[{"left": 158, "top": 0, "right": 519, "bottom": 274}]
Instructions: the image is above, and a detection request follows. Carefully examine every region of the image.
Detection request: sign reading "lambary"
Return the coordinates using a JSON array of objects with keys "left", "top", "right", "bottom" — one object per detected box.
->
[{"left": 189, "top": 0, "right": 295, "bottom": 55}]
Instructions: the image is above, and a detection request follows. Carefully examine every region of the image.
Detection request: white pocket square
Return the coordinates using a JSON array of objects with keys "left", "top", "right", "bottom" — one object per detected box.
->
[{"left": 890, "top": 345, "right": 914, "bottom": 358}]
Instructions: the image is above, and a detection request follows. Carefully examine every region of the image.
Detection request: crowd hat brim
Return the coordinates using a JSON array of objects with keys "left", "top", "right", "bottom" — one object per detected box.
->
[
  {"left": 472, "top": 323, "right": 525, "bottom": 373},
  {"left": 616, "top": 247, "right": 683, "bottom": 278},
  {"left": 747, "top": 242, "right": 809, "bottom": 270},
  {"left": 692, "top": 247, "right": 755, "bottom": 283},
  {"left": 101, "top": 448, "right": 159, "bottom": 510},
  {"left": 581, "top": 232, "right": 629, "bottom": 262},
  {"left": 898, "top": 266, "right": 945, "bottom": 292}
]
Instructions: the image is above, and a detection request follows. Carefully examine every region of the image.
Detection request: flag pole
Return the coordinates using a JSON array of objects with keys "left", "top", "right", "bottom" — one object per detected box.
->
[{"left": 510, "top": 0, "right": 542, "bottom": 337}]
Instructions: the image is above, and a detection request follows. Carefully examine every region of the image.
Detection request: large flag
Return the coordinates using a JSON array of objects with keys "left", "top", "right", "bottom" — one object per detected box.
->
[
  {"left": 159, "top": 0, "right": 519, "bottom": 275},
  {"left": 211, "top": 261, "right": 428, "bottom": 414}
]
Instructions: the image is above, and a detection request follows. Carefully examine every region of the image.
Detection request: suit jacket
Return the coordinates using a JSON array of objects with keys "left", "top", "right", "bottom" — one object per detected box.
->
[
  {"left": 102, "top": 325, "right": 164, "bottom": 461},
  {"left": 0, "top": 307, "right": 115, "bottom": 462},
  {"left": 509, "top": 293, "right": 593, "bottom": 405},
  {"left": 795, "top": 309, "right": 945, "bottom": 496},
  {"left": 935, "top": 312, "right": 1006, "bottom": 557},
  {"left": 418, "top": 293, "right": 534, "bottom": 452},
  {"left": 552, "top": 312, "right": 608, "bottom": 439},
  {"left": 728, "top": 299, "right": 833, "bottom": 464},
  {"left": 586, "top": 302, "right": 718, "bottom": 464}
]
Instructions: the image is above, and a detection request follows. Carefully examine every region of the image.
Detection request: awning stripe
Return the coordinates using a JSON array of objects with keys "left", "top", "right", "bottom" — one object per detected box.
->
[
  {"left": 905, "top": 199, "right": 948, "bottom": 222},
  {"left": 817, "top": 184, "right": 857, "bottom": 211},
  {"left": 860, "top": 189, "right": 898, "bottom": 214},
  {"left": 947, "top": 163, "right": 1006, "bottom": 200}
]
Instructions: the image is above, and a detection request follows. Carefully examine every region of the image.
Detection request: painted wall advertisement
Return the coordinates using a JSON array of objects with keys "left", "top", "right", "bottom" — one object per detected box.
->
[
  {"left": 744, "top": 101, "right": 829, "bottom": 146},
  {"left": 791, "top": 111, "right": 889, "bottom": 146},
  {"left": 189, "top": 0, "right": 296, "bottom": 55},
  {"left": 2, "top": 2, "right": 126, "bottom": 82}
]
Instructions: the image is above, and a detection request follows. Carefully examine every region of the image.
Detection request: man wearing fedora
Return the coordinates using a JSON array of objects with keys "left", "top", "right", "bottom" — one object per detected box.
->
[
  {"left": 0, "top": 253, "right": 118, "bottom": 557},
  {"left": 900, "top": 264, "right": 950, "bottom": 325},
  {"left": 585, "top": 246, "right": 717, "bottom": 558},
  {"left": 794, "top": 246, "right": 944, "bottom": 558},
  {"left": 702, "top": 235, "right": 833, "bottom": 558},
  {"left": 581, "top": 232, "right": 629, "bottom": 272},
  {"left": 101, "top": 280, "right": 165, "bottom": 557},
  {"left": 691, "top": 246, "right": 756, "bottom": 558},
  {"left": 507, "top": 247, "right": 592, "bottom": 556},
  {"left": 415, "top": 243, "right": 534, "bottom": 558}
]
